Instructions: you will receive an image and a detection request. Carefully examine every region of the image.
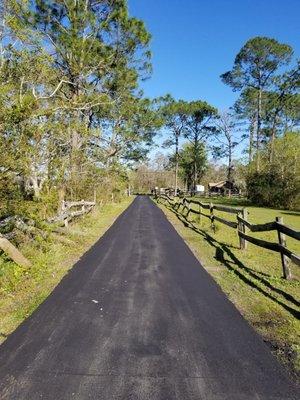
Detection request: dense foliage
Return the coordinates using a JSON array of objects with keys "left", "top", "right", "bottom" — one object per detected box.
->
[
  {"left": 178, "top": 142, "right": 208, "bottom": 190},
  {"left": 0, "top": 0, "right": 159, "bottom": 221},
  {"left": 0, "top": 3, "right": 299, "bottom": 223},
  {"left": 153, "top": 38, "right": 299, "bottom": 206},
  {"left": 246, "top": 132, "right": 300, "bottom": 208}
]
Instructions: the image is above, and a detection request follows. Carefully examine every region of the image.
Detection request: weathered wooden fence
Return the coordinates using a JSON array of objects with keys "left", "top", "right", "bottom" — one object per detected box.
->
[
  {"left": 0, "top": 199, "right": 96, "bottom": 266},
  {"left": 48, "top": 200, "right": 96, "bottom": 227},
  {"left": 156, "top": 194, "right": 300, "bottom": 280}
]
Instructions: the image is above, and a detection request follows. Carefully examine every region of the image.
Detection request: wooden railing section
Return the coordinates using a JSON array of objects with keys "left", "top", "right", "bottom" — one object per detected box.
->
[
  {"left": 156, "top": 194, "right": 300, "bottom": 280},
  {"left": 0, "top": 199, "right": 96, "bottom": 266},
  {"left": 49, "top": 200, "right": 96, "bottom": 227}
]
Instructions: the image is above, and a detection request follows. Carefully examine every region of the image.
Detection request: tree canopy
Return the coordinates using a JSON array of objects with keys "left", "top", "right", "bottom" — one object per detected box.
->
[{"left": 0, "top": 0, "right": 160, "bottom": 219}]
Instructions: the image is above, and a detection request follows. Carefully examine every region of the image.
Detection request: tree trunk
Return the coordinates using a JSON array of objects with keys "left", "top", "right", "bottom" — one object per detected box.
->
[
  {"left": 0, "top": 235, "right": 31, "bottom": 267},
  {"left": 70, "top": 100, "right": 85, "bottom": 195},
  {"left": 193, "top": 137, "right": 198, "bottom": 192},
  {"left": 270, "top": 114, "right": 278, "bottom": 163},
  {"left": 228, "top": 144, "right": 232, "bottom": 183},
  {"left": 29, "top": 174, "right": 43, "bottom": 200},
  {"left": 249, "top": 116, "right": 255, "bottom": 164},
  {"left": 174, "top": 135, "right": 179, "bottom": 196},
  {"left": 193, "top": 159, "right": 197, "bottom": 193},
  {"left": 256, "top": 88, "right": 262, "bottom": 172},
  {"left": 58, "top": 185, "right": 66, "bottom": 213}
]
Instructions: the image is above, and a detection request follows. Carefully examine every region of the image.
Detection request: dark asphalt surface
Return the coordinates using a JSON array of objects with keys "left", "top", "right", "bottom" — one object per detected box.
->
[{"left": 0, "top": 196, "right": 299, "bottom": 400}]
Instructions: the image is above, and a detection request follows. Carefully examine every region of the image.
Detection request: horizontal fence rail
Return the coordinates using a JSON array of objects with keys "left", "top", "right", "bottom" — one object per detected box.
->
[
  {"left": 237, "top": 216, "right": 276, "bottom": 232},
  {"left": 156, "top": 193, "right": 300, "bottom": 280},
  {"left": 49, "top": 199, "right": 96, "bottom": 227},
  {"left": 0, "top": 199, "right": 96, "bottom": 267},
  {"left": 64, "top": 200, "right": 96, "bottom": 209},
  {"left": 214, "top": 215, "right": 238, "bottom": 229}
]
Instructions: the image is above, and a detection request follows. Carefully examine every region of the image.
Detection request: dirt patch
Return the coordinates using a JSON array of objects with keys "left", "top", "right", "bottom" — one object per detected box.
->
[{"left": 264, "top": 339, "right": 300, "bottom": 384}]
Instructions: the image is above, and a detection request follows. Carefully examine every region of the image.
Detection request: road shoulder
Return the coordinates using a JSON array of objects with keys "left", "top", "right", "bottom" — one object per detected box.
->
[
  {"left": 155, "top": 198, "right": 300, "bottom": 383},
  {"left": 0, "top": 197, "right": 134, "bottom": 345}
]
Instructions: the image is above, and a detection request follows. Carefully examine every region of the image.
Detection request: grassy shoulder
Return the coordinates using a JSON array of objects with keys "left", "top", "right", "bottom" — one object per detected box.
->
[
  {"left": 155, "top": 196, "right": 300, "bottom": 381},
  {"left": 0, "top": 196, "right": 133, "bottom": 344}
]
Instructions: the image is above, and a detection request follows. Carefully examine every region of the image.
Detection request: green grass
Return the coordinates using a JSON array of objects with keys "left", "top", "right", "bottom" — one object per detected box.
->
[
  {"left": 0, "top": 197, "right": 133, "bottom": 344},
  {"left": 156, "top": 196, "right": 300, "bottom": 381}
]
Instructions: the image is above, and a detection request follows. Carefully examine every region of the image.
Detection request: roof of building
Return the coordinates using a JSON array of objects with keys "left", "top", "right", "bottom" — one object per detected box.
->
[{"left": 208, "top": 181, "right": 227, "bottom": 188}]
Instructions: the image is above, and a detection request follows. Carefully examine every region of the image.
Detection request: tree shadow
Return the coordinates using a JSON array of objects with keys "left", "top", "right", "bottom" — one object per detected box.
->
[
  {"left": 161, "top": 201, "right": 300, "bottom": 320},
  {"left": 281, "top": 211, "right": 300, "bottom": 217},
  {"left": 193, "top": 196, "right": 250, "bottom": 207}
]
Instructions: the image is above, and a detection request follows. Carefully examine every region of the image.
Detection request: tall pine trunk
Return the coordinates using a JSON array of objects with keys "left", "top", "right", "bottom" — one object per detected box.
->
[
  {"left": 256, "top": 88, "right": 262, "bottom": 172},
  {"left": 174, "top": 135, "right": 179, "bottom": 196},
  {"left": 249, "top": 115, "right": 255, "bottom": 164},
  {"left": 270, "top": 113, "right": 278, "bottom": 163},
  {"left": 228, "top": 143, "right": 233, "bottom": 183}
]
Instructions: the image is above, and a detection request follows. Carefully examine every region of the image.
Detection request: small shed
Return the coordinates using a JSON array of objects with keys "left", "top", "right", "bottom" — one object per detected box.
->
[
  {"left": 208, "top": 181, "right": 227, "bottom": 194},
  {"left": 208, "top": 180, "right": 240, "bottom": 195}
]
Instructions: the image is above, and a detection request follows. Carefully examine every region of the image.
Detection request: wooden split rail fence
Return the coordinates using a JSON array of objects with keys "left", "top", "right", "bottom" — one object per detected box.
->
[
  {"left": 49, "top": 200, "right": 96, "bottom": 227},
  {"left": 0, "top": 199, "right": 96, "bottom": 266},
  {"left": 156, "top": 193, "right": 300, "bottom": 280}
]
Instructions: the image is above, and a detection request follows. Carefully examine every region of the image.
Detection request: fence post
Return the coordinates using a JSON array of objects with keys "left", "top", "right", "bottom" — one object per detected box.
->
[
  {"left": 210, "top": 202, "right": 215, "bottom": 231},
  {"left": 242, "top": 208, "right": 248, "bottom": 250},
  {"left": 276, "top": 216, "right": 292, "bottom": 280},
  {"left": 186, "top": 200, "right": 190, "bottom": 219},
  {"left": 238, "top": 209, "right": 246, "bottom": 250},
  {"left": 198, "top": 203, "right": 202, "bottom": 225},
  {"left": 179, "top": 199, "right": 183, "bottom": 211}
]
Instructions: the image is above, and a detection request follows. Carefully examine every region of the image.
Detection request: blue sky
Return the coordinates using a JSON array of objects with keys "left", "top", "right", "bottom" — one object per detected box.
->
[{"left": 129, "top": 0, "right": 300, "bottom": 111}]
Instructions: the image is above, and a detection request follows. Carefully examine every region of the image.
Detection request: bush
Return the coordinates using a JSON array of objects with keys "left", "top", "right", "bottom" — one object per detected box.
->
[{"left": 246, "top": 170, "right": 299, "bottom": 209}]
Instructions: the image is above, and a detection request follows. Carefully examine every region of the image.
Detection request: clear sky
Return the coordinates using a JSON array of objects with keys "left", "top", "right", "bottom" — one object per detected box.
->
[{"left": 128, "top": 0, "right": 300, "bottom": 111}]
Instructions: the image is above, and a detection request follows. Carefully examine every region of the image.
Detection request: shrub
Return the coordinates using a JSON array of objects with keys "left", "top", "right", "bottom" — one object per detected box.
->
[{"left": 246, "top": 170, "right": 299, "bottom": 209}]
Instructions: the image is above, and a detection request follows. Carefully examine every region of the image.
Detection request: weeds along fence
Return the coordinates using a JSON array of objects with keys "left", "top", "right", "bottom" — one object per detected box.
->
[{"left": 156, "top": 193, "right": 300, "bottom": 280}]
